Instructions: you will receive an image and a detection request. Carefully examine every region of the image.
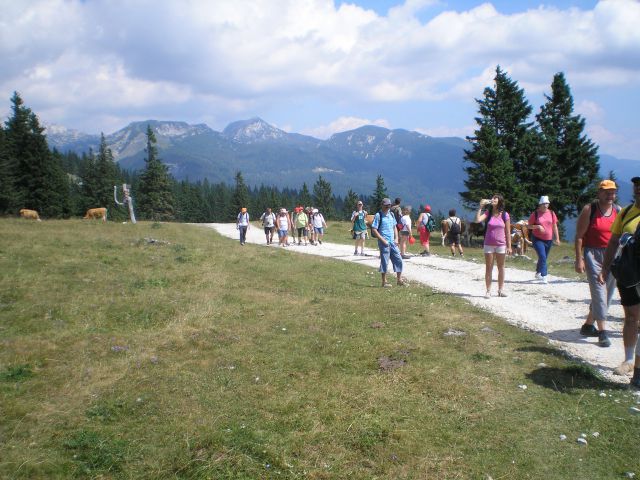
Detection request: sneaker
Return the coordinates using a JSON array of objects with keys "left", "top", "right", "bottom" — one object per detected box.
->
[
  {"left": 580, "top": 323, "right": 599, "bottom": 337},
  {"left": 615, "top": 361, "right": 635, "bottom": 376},
  {"left": 318, "top": 240, "right": 322, "bottom": 244},
  {"left": 382, "top": 282, "right": 392, "bottom": 288},
  {"left": 541, "top": 276, "right": 548, "bottom": 284},
  {"left": 484, "top": 291, "right": 491, "bottom": 299},
  {"left": 497, "top": 290, "right": 508, "bottom": 297},
  {"left": 354, "top": 250, "right": 359, "bottom": 255},
  {"left": 535, "top": 272, "right": 541, "bottom": 279},
  {"left": 598, "top": 331, "right": 611, "bottom": 347},
  {"left": 397, "top": 280, "right": 409, "bottom": 287}
]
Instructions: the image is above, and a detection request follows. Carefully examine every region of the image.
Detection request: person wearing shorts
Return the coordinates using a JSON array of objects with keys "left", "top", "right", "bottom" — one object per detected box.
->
[
  {"left": 600, "top": 176, "right": 640, "bottom": 382},
  {"left": 260, "top": 207, "right": 276, "bottom": 244},
  {"left": 416, "top": 205, "right": 433, "bottom": 256},
  {"left": 351, "top": 201, "right": 368, "bottom": 255},
  {"left": 475, "top": 194, "right": 511, "bottom": 298},
  {"left": 311, "top": 209, "right": 327, "bottom": 244},
  {"left": 276, "top": 208, "right": 291, "bottom": 247}
]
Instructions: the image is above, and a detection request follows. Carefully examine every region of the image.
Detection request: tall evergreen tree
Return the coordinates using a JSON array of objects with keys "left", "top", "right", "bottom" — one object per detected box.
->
[
  {"left": 369, "top": 174, "right": 388, "bottom": 214},
  {"left": 536, "top": 72, "right": 600, "bottom": 222},
  {"left": 343, "top": 188, "right": 359, "bottom": 219},
  {"left": 231, "top": 171, "right": 250, "bottom": 219},
  {"left": 463, "top": 67, "right": 539, "bottom": 219},
  {"left": 0, "top": 126, "right": 16, "bottom": 214},
  {"left": 137, "top": 125, "right": 175, "bottom": 221},
  {"left": 4, "top": 92, "right": 69, "bottom": 217},
  {"left": 298, "top": 182, "right": 312, "bottom": 208},
  {"left": 312, "top": 175, "right": 335, "bottom": 219}
]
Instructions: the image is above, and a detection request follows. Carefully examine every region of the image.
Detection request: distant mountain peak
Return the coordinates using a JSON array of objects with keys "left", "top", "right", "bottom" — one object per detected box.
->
[{"left": 222, "top": 117, "right": 286, "bottom": 143}]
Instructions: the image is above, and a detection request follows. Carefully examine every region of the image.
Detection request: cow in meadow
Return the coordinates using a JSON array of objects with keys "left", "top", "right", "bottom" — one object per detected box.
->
[
  {"left": 84, "top": 207, "right": 107, "bottom": 222},
  {"left": 511, "top": 220, "right": 532, "bottom": 256},
  {"left": 19, "top": 209, "right": 41, "bottom": 221}
]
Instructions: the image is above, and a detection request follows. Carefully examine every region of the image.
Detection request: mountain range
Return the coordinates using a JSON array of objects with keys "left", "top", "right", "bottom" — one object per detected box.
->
[{"left": 45, "top": 118, "right": 639, "bottom": 222}]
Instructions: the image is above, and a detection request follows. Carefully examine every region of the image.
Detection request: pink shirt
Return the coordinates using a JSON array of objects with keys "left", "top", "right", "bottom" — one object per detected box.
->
[
  {"left": 528, "top": 209, "right": 557, "bottom": 241},
  {"left": 484, "top": 211, "right": 510, "bottom": 246}
]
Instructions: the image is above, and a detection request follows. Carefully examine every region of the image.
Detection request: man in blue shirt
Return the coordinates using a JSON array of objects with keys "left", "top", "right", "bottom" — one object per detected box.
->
[{"left": 372, "top": 197, "right": 406, "bottom": 287}]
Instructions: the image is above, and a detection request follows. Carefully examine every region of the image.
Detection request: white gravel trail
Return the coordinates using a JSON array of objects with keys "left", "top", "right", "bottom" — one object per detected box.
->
[{"left": 201, "top": 223, "right": 629, "bottom": 383}]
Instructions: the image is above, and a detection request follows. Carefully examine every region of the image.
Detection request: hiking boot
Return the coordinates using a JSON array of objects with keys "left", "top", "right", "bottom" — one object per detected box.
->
[
  {"left": 401, "top": 255, "right": 410, "bottom": 259},
  {"left": 615, "top": 361, "right": 635, "bottom": 376},
  {"left": 382, "top": 282, "right": 392, "bottom": 288},
  {"left": 598, "top": 331, "right": 611, "bottom": 347},
  {"left": 354, "top": 250, "right": 358, "bottom": 255},
  {"left": 580, "top": 323, "right": 599, "bottom": 337},
  {"left": 397, "top": 280, "right": 409, "bottom": 287}
]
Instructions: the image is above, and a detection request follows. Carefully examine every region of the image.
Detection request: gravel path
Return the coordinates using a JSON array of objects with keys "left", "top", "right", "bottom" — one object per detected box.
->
[{"left": 202, "top": 223, "right": 629, "bottom": 383}]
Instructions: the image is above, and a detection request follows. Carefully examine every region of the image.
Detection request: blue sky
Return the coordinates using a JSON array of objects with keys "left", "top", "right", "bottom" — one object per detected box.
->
[{"left": 1, "top": 0, "right": 639, "bottom": 160}]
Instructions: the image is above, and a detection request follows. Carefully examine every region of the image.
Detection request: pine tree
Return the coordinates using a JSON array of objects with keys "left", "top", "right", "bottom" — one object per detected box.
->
[
  {"left": 369, "top": 174, "right": 388, "bottom": 214},
  {"left": 298, "top": 182, "right": 312, "bottom": 208},
  {"left": 463, "top": 67, "right": 538, "bottom": 219},
  {"left": 137, "top": 125, "right": 175, "bottom": 221},
  {"left": 536, "top": 72, "right": 600, "bottom": 222},
  {"left": 231, "top": 171, "right": 250, "bottom": 219},
  {"left": 343, "top": 188, "right": 359, "bottom": 219},
  {"left": 4, "top": 92, "right": 70, "bottom": 217},
  {"left": 0, "top": 126, "right": 16, "bottom": 214},
  {"left": 312, "top": 175, "right": 335, "bottom": 219}
]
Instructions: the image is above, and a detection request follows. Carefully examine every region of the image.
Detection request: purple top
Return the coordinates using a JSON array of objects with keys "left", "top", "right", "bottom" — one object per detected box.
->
[{"left": 484, "top": 210, "right": 510, "bottom": 246}]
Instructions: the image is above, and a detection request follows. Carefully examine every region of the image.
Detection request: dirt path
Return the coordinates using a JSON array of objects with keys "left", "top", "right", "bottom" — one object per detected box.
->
[{"left": 202, "top": 223, "right": 629, "bottom": 383}]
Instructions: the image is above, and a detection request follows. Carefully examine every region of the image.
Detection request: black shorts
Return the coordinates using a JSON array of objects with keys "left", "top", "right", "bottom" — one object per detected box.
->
[
  {"left": 264, "top": 226, "right": 274, "bottom": 234},
  {"left": 617, "top": 282, "right": 640, "bottom": 307},
  {"left": 447, "top": 233, "right": 461, "bottom": 246}
]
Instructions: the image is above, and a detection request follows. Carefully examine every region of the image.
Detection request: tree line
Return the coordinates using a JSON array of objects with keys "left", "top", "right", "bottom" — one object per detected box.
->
[{"left": 0, "top": 92, "right": 393, "bottom": 222}]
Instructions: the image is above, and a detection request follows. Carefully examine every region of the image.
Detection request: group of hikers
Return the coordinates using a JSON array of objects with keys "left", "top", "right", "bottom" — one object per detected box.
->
[
  {"left": 236, "top": 176, "right": 640, "bottom": 387},
  {"left": 236, "top": 205, "right": 327, "bottom": 247}
]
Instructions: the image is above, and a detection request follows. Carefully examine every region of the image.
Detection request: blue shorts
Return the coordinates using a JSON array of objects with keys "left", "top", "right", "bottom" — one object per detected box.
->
[
  {"left": 314, "top": 227, "right": 324, "bottom": 234},
  {"left": 278, "top": 229, "right": 288, "bottom": 238}
]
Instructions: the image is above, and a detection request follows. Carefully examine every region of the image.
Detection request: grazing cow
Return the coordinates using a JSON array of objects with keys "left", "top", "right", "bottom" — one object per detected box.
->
[
  {"left": 464, "top": 222, "right": 485, "bottom": 247},
  {"left": 84, "top": 207, "right": 107, "bottom": 222},
  {"left": 19, "top": 209, "right": 41, "bottom": 221},
  {"left": 511, "top": 220, "right": 531, "bottom": 256}
]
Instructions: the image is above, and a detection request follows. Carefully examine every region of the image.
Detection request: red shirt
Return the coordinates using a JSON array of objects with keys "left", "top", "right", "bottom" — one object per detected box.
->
[{"left": 583, "top": 204, "right": 617, "bottom": 248}]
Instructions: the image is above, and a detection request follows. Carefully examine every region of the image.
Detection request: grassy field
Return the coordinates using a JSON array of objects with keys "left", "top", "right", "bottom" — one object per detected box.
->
[
  {"left": 1, "top": 218, "right": 639, "bottom": 479},
  {"left": 321, "top": 221, "right": 581, "bottom": 279}
]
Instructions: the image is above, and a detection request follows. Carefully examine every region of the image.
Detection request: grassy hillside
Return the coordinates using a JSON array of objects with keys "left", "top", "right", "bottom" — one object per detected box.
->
[{"left": 1, "top": 219, "right": 638, "bottom": 479}]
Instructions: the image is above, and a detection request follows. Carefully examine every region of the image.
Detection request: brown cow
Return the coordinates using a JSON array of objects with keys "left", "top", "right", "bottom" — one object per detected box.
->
[
  {"left": 511, "top": 220, "right": 531, "bottom": 256},
  {"left": 84, "top": 207, "right": 107, "bottom": 222},
  {"left": 19, "top": 208, "right": 41, "bottom": 221}
]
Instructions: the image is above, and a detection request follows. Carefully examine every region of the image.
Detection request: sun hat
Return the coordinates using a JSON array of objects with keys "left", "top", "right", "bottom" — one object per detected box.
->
[
  {"left": 538, "top": 195, "right": 550, "bottom": 205},
  {"left": 382, "top": 198, "right": 392, "bottom": 206},
  {"left": 424, "top": 205, "right": 431, "bottom": 212},
  {"left": 312, "top": 208, "right": 319, "bottom": 214},
  {"left": 631, "top": 176, "right": 640, "bottom": 184},
  {"left": 598, "top": 179, "right": 617, "bottom": 190}
]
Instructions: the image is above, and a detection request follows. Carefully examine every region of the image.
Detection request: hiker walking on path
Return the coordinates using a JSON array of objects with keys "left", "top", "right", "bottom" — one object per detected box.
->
[
  {"left": 445, "top": 209, "right": 464, "bottom": 256},
  {"left": 371, "top": 197, "right": 406, "bottom": 287},
  {"left": 399, "top": 206, "right": 413, "bottom": 259},
  {"left": 351, "top": 200, "right": 368, "bottom": 255},
  {"left": 276, "top": 208, "right": 291, "bottom": 247},
  {"left": 294, "top": 206, "right": 309, "bottom": 246},
  {"left": 574, "top": 180, "right": 619, "bottom": 348},
  {"left": 236, "top": 207, "right": 250, "bottom": 245},
  {"left": 528, "top": 196, "right": 560, "bottom": 284},
  {"left": 416, "top": 205, "right": 434, "bottom": 256},
  {"left": 311, "top": 209, "right": 327, "bottom": 245},
  {"left": 475, "top": 195, "right": 511, "bottom": 298},
  {"left": 260, "top": 207, "right": 276, "bottom": 245},
  {"left": 599, "top": 176, "right": 640, "bottom": 383}
]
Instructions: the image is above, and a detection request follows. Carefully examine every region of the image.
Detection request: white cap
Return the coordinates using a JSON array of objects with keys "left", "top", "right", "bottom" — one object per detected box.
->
[{"left": 538, "top": 195, "right": 550, "bottom": 205}]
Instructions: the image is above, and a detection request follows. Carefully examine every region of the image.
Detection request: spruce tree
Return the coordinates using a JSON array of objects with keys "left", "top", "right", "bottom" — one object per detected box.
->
[
  {"left": 4, "top": 93, "right": 70, "bottom": 217},
  {"left": 137, "top": 125, "right": 175, "bottom": 221},
  {"left": 312, "top": 175, "right": 335, "bottom": 219},
  {"left": 536, "top": 72, "right": 600, "bottom": 222},
  {"left": 343, "top": 188, "right": 359, "bottom": 219},
  {"left": 0, "top": 126, "right": 16, "bottom": 214},
  {"left": 298, "top": 182, "right": 312, "bottom": 208},
  {"left": 369, "top": 174, "right": 388, "bottom": 214},
  {"left": 231, "top": 171, "right": 250, "bottom": 219}
]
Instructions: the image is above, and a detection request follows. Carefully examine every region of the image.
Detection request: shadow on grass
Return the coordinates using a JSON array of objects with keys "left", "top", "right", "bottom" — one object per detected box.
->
[{"left": 525, "top": 365, "right": 625, "bottom": 392}]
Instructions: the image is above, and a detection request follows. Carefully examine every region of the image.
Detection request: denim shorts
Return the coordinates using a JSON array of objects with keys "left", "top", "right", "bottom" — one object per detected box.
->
[
  {"left": 314, "top": 227, "right": 324, "bottom": 234},
  {"left": 278, "top": 229, "right": 288, "bottom": 238}
]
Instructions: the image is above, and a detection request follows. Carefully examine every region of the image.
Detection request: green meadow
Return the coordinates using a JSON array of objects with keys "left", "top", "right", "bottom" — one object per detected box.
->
[{"left": 1, "top": 219, "right": 639, "bottom": 479}]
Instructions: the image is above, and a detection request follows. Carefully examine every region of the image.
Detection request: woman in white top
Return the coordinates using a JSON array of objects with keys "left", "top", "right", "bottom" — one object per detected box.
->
[{"left": 399, "top": 206, "right": 412, "bottom": 259}]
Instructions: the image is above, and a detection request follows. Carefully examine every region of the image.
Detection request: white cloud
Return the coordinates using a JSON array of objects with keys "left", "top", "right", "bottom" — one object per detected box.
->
[
  {"left": 576, "top": 100, "right": 605, "bottom": 122},
  {"left": 303, "top": 116, "right": 391, "bottom": 138}
]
